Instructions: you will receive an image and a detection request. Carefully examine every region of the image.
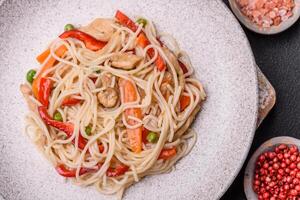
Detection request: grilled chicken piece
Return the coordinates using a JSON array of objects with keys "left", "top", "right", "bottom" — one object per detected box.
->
[
  {"left": 20, "top": 84, "right": 37, "bottom": 112},
  {"left": 111, "top": 53, "right": 143, "bottom": 70},
  {"left": 80, "top": 18, "right": 116, "bottom": 42},
  {"left": 97, "top": 88, "right": 118, "bottom": 108}
]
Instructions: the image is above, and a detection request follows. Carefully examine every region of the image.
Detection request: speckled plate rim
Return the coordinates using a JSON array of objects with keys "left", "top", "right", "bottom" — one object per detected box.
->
[
  {"left": 0, "top": 0, "right": 259, "bottom": 199},
  {"left": 229, "top": 0, "right": 300, "bottom": 35},
  {"left": 216, "top": 2, "right": 259, "bottom": 198}
]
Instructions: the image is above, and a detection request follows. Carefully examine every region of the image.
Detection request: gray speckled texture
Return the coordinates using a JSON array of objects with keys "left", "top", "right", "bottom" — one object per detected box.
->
[{"left": 0, "top": 0, "right": 258, "bottom": 200}]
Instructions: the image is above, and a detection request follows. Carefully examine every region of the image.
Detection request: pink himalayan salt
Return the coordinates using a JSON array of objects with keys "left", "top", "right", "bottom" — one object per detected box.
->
[{"left": 236, "top": 0, "right": 295, "bottom": 27}]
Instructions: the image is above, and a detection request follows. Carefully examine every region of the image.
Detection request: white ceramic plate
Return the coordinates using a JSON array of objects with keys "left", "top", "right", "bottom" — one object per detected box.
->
[{"left": 0, "top": 0, "right": 258, "bottom": 199}]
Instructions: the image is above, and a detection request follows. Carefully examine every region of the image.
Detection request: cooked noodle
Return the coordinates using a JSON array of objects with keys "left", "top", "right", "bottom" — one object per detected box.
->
[{"left": 20, "top": 11, "right": 206, "bottom": 199}]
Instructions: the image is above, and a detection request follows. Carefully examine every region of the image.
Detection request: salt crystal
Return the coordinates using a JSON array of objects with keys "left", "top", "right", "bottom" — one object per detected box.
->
[
  {"left": 260, "top": 8, "right": 268, "bottom": 15},
  {"left": 269, "top": 19, "right": 274, "bottom": 25},
  {"left": 286, "top": 11, "right": 293, "bottom": 17},
  {"left": 262, "top": 16, "right": 272, "bottom": 28},
  {"left": 262, "top": 22, "right": 271, "bottom": 27},
  {"left": 265, "top": 2, "right": 276, "bottom": 9},
  {"left": 236, "top": 0, "right": 295, "bottom": 27},
  {"left": 273, "top": 16, "right": 282, "bottom": 25},
  {"left": 281, "top": 15, "right": 288, "bottom": 21},
  {"left": 253, "top": 10, "right": 261, "bottom": 18},
  {"left": 279, "top": 9, "right": 287, "bottom": 16},
  {"left": 238, "top": 0, "right": 249, "bottom": 6},
  {"left": 269, "top": 11, "right": 276, "bottom": 18},
  {"left": 255, "top": 0, "right": 265, "bottom": 9}
]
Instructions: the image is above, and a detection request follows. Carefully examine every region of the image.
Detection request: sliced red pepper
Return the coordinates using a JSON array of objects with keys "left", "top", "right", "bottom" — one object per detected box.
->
[
  {"left": 61, "top": 96, "right": 82, "bottom": 107},
  {"left": 136, "top": 33, "right": 166, "bottom": 71},
  {"left": 115, "top": 10, "right": 138, "bottom": 32},
  {"left": 55, "top": 164, "right": 99, "bottom": 177},
  {"left": 38, "top": 106, "right": 87, "bottom": 149},
  {"left": 155, "top": 38, "right": 188, "bottom": 74},
  {"left": 56, "top": 162, "right": 128, "bottom": 178},
  {"left": 55, "top": 165, "right": 76, "bottom": 177},
  {"left": 59, "top": 30, "right": 107, "bottom": 51},
  {"left": 178, "top": 60, "right": 188, "bottom": 74},
  {"left": 136, "top": 32, "right": 150, "bottom": 48},
  {"left": 154, "top": 54, "right": 166, "bottom": 71},
  {"left": 38, "top": 77, "right": 53, "bottom": 107},
  {"left": 158, "top": 147, "right": 177, "bottom": 160},
  {"left": 116, "top": 11, "right": 166, "bottom": 71},
  {"left": 142, "top": 127, "right": 149, "bottom": 144},
  {"left": 98, "top": 144, "right": 104, "bottom": 153},
  {"left": 143, "top": 38, "right": 165, "bottom": 71},
  {"left": 90, "top": 77, "right": 98, "bottom": 83},
  {"left": 106, "top": 163, "right": 129, "bottom": 177},
  {"left": 179, "top": 95, "right": 191, "bottom": 112}
]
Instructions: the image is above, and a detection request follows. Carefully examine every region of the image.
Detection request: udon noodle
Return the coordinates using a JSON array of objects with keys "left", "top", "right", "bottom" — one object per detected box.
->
[{"left": 20, "top": 11, "right": 206, "bottom": 199}]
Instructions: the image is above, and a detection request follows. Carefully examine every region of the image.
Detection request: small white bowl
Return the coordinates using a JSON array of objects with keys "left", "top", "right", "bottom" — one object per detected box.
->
[
  {"left": 244, "top": 136, "right": 300, "bottom": 199},
  {"left": 229, "top": 0, "right": 300, "bottom": 34}
]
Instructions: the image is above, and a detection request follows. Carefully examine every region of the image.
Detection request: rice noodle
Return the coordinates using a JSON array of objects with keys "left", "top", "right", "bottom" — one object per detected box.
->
[{"left": 21, "top": 14, "right": 206, "bottom": 199}]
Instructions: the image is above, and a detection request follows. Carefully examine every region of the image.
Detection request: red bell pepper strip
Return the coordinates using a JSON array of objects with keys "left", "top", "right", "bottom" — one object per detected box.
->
[
  {"left": 178, "top": 60, "right": 188, "bottom": 74},
  {"left": 55, "top": 165, "right": 76, "bottom": 177},
  {"left": 136, "top": 32, "right": 149, "bottom": 48},
  {"left": 55, "top": 164, "right": 99, "bottom": 177},
  {"left": 38, "top": 77, "right": 53, "bottom": 107},
  {"left": 142, "top": 127, "right": 149, "bottom": 144},
  {"left": 153, "top": 53, "right": 166, "bottom": 71},
  {"left": 115, "top": 10, "right": 166, "bottom": 71},
  {"left": 179, "top": 95, "right": 191, "bottom": 112},
  {"left": 61, "top": 96, "right": 82, "bottom": 107},
  {"left": 115, "top": 10, "right": 138, "bottom": 32},
  {"left": 136, "top": 31, "right": 166, "bottom": 71},
  {"left": 106, "top": 164, "right": 129, "bottom": 177},
  {"left": 38, "top": 106, "right": 87, "bottom": 149},
  {"left": 59, "top": 30, "right": 107, "bottom": 51},
  {"left": 56, "top": 163, "right": 128, "bottom": 178},
  {"left": 90, "top": 77, "right": 98, "bottom": 83},
  {"left": 98, "top": 144, "right": 104, "bottom": 153},
  {"left": 158, "top": 147, "right": 177, "bottom": 160}
]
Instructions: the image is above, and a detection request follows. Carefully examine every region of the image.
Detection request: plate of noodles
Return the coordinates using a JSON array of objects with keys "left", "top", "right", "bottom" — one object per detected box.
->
[{"left": 0, "top": 0, "right": 258, "bottom": 200}]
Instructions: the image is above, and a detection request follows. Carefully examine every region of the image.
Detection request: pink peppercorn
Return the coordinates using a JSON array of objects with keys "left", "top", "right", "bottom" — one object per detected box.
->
[{"left": 253, "top": 144, "right": 300, "bottom": 199}]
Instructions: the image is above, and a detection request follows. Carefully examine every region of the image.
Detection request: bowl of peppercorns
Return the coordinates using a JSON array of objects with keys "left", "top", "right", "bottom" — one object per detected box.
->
[
  {"left": 244, "top": 136, "right": 300, "bottom": 199},
  {"left": 229, "top": 0, "right": 300, "bottom": 34}
]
